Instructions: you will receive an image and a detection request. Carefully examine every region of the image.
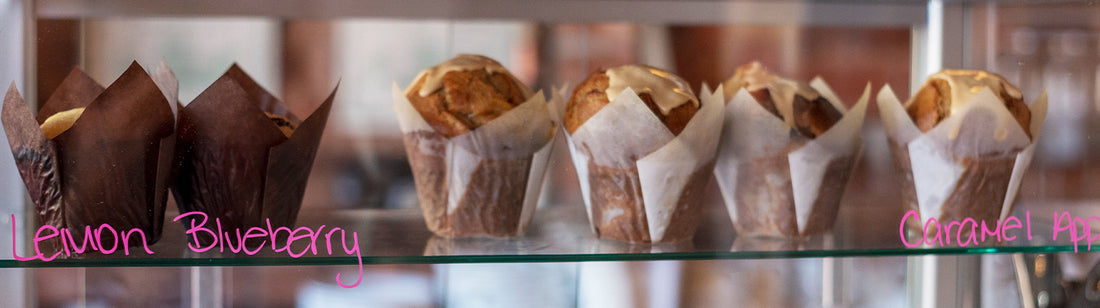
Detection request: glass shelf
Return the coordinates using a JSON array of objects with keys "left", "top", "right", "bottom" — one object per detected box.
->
[{"left": 0, "top": 200, "right": 1090, "bottom": 268}]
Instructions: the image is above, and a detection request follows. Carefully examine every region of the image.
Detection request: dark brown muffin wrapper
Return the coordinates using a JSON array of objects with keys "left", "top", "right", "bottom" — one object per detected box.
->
[
  {"left": 3, "top": 84, "right": 65, "bottom": 232},
  {"left": 3, "top": 62, "right": 176, "bottom": 252},
  {"left": 171, "top": 64, "right": 335, "bottom": 246}
]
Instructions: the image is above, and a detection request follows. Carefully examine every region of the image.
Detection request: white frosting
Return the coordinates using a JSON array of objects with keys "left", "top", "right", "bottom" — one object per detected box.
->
[
  {"left": 605, "top": 65, "right": 698, "bottom": 115},
  {"left": 725, "top": 62, "right": 774, "bottom": 93},
  {"left": 723, "top": 62, "right": 821, "bottom": 101},
  {"left": 408, "top": 54, "right": 532, "bottom": 98}
]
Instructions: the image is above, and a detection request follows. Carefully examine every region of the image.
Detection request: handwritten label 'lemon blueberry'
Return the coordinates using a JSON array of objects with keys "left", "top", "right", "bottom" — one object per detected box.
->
[
  {"left": 9, "top": 213, "right": 363, "bottom": 288},
  {"left": 901, "top": 210, "right": 1100, "bottom": 252}
]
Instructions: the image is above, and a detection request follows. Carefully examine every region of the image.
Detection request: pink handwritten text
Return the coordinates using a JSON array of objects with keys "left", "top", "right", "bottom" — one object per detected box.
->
[
  {"left": 899, "top": 210, "right": 1032, "bottom": 248},
  {"left": 9, "top": 213, "right": 363, "bottom": 288},
  {"left": 10, "top": 215, "right": 155, "bottom": 261},
  {"left": 173, "top": 211, "right": 363, "bottom": 288},
  {"left": 1051, "top": 211, "right": 1100, "bottom": 252}
]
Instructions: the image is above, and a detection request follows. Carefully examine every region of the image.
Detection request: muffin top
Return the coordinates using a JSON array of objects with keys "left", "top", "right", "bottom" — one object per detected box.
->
[
  {"left": 566, "top": 65, "right": 699, "bottom": 135},
  {"left": 265, "top": 112, "right": 297, "bottom": 138},
  {"left": 721, "top": 62, "right": 842, "bottom": 139},
  {"left": 40, "top": 107, "right": 85, "bottom": 139},
  {"left": 406, "top": 54, "right": 532, "bottom": 138},
  {"left": 906, "top": 69, "right": 1031, "bottom": 139}
]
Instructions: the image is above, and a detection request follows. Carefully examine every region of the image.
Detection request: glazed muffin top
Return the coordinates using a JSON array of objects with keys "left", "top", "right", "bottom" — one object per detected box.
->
[
  {"left": 905, "top": 69, "right": 1031, "bottom": 139},
  {"left": 566, "top": 65, "right": 700, "bottom": 135},
  {"left": 406, "top": 54, "right": 532, "bottom": 138},
  {"left": 721, "top": 61, "right": 842, "bottom": 139}
]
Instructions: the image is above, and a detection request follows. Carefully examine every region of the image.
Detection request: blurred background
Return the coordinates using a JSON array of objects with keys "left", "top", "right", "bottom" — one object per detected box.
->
[{"left": 10, "top": 1, "right": 1100, "bottom": 307}]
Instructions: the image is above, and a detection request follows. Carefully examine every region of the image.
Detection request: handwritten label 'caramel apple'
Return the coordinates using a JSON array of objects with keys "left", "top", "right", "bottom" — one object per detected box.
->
[{"left": 901, "top": 210, "right": 1100, "bottom": 252}]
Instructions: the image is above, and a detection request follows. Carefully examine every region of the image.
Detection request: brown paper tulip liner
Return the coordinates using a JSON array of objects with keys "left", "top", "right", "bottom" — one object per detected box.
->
[
  {"left": 392, "top": 84, "right": 562, "bottom": 239},
  {"left": 171, "top": 64, "right": 336, "bottom": 247},
  {"left": 2, "top": 61, "right": 179, "bottom": 254}
]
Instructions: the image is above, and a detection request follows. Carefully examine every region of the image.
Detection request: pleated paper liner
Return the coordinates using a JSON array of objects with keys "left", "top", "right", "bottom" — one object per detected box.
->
[
  {"left": 392, "top": 84, "right": 562, "bottom": 238},
  {"left": 566, "top": 87, "right": 724, "bottom": 243},
  {"left": 877, "top": 85, "right": 1047, "bottom": 244},
  {"left": 2, "top": 61, "right": 178, "bottom": 256},
  {"left": 172, "top": 64, "right": 336, "bottom": 247},
  {"left": 715, "top": 80, "right": 870, "bottom": 238}
]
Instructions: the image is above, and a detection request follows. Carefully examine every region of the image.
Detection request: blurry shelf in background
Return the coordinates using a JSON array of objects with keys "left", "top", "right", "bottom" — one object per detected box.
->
[
  {"left": 993, "top": 3, "right": 1100, "bottom": 28},
  {"left": 35, "top": 0, "right": 925, "bottom": 27},
  {"left": 0, "top": 200, "right": 1091, "bottom": 268}
]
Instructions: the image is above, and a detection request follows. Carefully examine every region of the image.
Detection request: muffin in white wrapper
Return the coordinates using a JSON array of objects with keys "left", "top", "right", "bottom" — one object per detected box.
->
[
  {"left": 565, "top": 68, "right": 723, "bottom": 243},
  {"left": 715, "top": 75, "right": 870, "bottom": 238},
  {"left": 877, "top": 70, "right": 1047, "bottom": 241},
  {"left": 392, "top": 68, "right": 562, "bottom": 238}
]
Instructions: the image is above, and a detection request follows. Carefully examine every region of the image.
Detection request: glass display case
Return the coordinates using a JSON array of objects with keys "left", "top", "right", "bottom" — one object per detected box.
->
[{"left": 2, "top": 0, "right": 1100, "bottom": 307}]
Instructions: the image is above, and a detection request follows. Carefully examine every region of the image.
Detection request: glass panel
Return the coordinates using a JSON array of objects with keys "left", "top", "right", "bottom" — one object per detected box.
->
[
  {"left": 27, "top": 258, "right": 908, "bottom": 307},
  {"left": 0, "top": 201, "right": 1093, "bottom": 267},
  {"left": 3, "top": 3, "right": 1097, "bottom": 269}
]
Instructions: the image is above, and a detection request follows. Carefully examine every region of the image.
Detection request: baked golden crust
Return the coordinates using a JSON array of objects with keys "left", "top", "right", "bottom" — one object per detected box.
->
[
  {"left": 265, "top": 112, "right": 297, "bottom": 138},
  {"left": 565, "top": 71, "right": 611, "bottom": 134},
  {"left": 744, "top": 88, "right": 782, "bottom": 118},
  {"left": 906, "top": 78, "right": 949, "bottom": 133},
  {"left": 905, "top": 71, "right": 1032, "bottom": 139},
  {"left": 791, "top": 95, "right": 843, "bottom": 138},
  {"left": 40, "top": 107, "right": 85, "bottom": 139},
  {"left": 565, "top": 69, "right": 698, "bottom": 135},
  {"left": 407, "top": 69, "right": 527, "bottom": 138}
]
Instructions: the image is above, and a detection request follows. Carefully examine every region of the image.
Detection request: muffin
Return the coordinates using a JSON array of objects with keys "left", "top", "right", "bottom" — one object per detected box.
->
[
  {"left": 714, "top": 61, "right": 868, "bottom": 238},
  {"left": 2, "top": 62, "right": 177, "bottom": 253},
  {"left": 171, "top": 64, "right": 335, "bottom": 247},
  {"left": 565, "top": 64, "right": 723, "bottom": 243},
  {"left": 879, "top": 70, "right": 1044, "bottom": 239},
  {"left": 394, "top": 54, "right": 558, "bottom": 238}
]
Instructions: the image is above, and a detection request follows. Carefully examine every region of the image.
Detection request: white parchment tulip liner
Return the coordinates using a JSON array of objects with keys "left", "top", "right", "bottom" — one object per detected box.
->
[
  {"left": 392, "top": 83, "right": 564, "bottom": 238},
  {"left": 714, "top": 79, "right": 870, "bottom": 238},
  {"left": 877, "top": 85, "right": 1047, "bottom": 235},
  {"left": 565, "top": 87, "right": 723, "bottom": 243}
]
